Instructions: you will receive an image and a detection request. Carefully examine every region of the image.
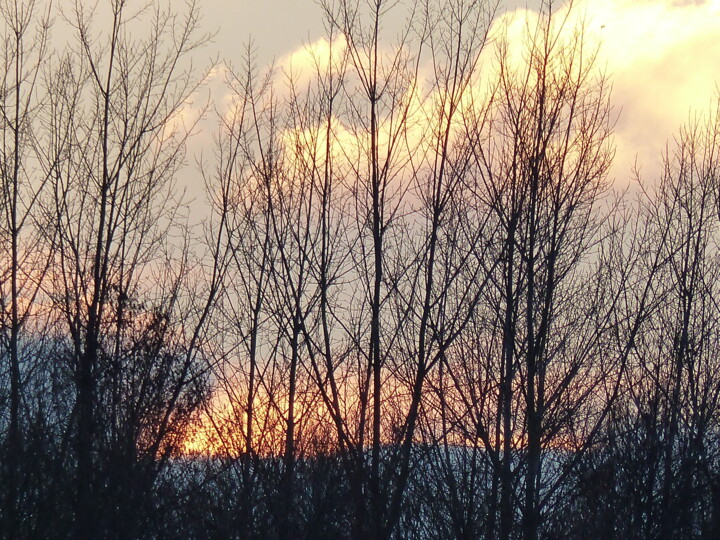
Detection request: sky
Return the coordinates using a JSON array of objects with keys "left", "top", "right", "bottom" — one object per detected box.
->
[
  {"left": 180, "top": 0, "right": 720, "bottom": 199},
  {"left": 181, "top": 0, "right": 720, "bottom": 454},
  {"left": 572, "top": 0, "right": 720, "bottom": 182}
]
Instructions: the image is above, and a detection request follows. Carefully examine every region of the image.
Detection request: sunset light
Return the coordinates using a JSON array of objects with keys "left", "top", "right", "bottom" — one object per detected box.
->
[{"left": 2, "top": 0, "right": 720, "bottom": 538}]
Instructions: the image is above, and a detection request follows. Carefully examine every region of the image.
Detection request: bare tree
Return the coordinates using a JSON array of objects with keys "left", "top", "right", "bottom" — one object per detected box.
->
[
  {"left": 0, "top": 1, "right": 52, "bottom": 534},
  {"left": 202, "top": 54, "right": 277, "bottom": 537},
  {"left": 40, "top": 1, "right": 216, "bottom": 536},
  {"left": 593, "top": 108, "right": 720, "bottom": 538},
  {"left": 456, "top": 3, "right": 644, "bottom": 538},
  {"left": 300, "top": 1, "right": 497, "bottom": 537}
]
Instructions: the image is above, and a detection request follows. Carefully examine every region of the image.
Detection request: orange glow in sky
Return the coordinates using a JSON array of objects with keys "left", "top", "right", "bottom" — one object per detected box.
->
[{"left": 179, "top": 0, "right": 720, "bottom": 455}]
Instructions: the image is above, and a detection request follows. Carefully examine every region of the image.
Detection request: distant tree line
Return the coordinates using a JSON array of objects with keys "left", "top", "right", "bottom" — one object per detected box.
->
[{"left": 1, "top": 0, "right": 720, "bottom": 539}]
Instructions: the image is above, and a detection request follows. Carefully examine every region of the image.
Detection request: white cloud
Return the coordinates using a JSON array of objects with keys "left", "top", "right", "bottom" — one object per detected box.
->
[
  {"left": 481, "top": 0, "right": 720, "bottom": 182},
  {"left": 572, "top": 0, "right": 720, "bottom": 181}
]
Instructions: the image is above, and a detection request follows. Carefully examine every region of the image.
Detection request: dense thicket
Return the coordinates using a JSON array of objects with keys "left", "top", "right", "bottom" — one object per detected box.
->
[{"left": 1, "top": 0, "right": 720, "bottom": 539}]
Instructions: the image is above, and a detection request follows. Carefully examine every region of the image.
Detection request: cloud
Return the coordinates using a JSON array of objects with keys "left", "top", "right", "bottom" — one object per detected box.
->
[
  {"left": 218, "top": 0, "right": 720, "bottom": 192},
  {"left": 562, "top": 0, "right": 719, "bottom": 181},
  {"left": 276, "top": 35, "right": 348, "bottom": 87},
  {"left": 465, "top": 0, "right": 718, "bottom": 182}
]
